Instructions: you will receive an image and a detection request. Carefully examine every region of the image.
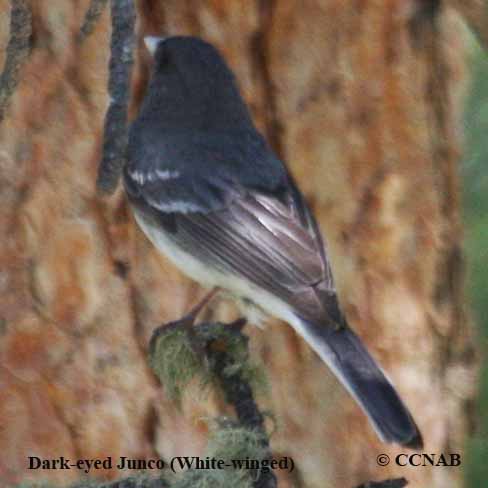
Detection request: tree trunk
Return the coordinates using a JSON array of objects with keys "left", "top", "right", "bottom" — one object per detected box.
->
[{"left": 0, "top": 1, "right": 477, "bottom": 487}]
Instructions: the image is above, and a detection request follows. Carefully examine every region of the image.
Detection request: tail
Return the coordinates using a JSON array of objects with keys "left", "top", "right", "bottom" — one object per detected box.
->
[{"left": 294, "top": 316, "right": 423, "bottom": 448}]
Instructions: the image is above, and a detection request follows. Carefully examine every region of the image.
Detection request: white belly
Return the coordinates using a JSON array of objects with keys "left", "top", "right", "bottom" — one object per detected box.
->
[{"left": 133, "top": 210, "right": 298, "bottom": 326}]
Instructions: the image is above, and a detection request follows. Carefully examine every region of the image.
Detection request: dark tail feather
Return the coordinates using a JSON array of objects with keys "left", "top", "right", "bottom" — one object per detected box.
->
[{"left": 296, "top": 317, "right": 423, "bottom": 448}]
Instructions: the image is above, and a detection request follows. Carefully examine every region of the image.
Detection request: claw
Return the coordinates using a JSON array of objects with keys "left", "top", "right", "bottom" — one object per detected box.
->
[
  {"left": 228, "top": 317, "right": 247, "bottom": 331},
  {"left": 149, "top": 288, "right": 221, "bottom": 368}
]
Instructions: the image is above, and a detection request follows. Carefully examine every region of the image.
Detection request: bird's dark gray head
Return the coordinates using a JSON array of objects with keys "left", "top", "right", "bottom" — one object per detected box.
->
[{"left": 139, "top": 36, "right": 254, "bottom": 131}]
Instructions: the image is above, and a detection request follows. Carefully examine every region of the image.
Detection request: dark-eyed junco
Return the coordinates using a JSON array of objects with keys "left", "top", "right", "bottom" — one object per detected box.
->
[{"left": 123, "top": 35, "right": 422, "bottom": 448}]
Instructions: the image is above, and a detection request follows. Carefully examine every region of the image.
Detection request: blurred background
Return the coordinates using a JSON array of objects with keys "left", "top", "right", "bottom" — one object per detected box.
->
[
  {"left": 0, "top": 2, "right": 486, "bottom": 488},
  {"left": 463, "top": 36, "right": 488, "bottom": 487}
]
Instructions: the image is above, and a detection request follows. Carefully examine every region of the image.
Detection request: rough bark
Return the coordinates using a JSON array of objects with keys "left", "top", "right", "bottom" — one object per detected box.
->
[{"left": 0, "top": 1, "right": 477, "bottom": 488}]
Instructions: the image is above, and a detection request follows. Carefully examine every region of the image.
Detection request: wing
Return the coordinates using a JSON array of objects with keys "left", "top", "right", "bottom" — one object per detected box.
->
[
  {"left": 124, "top": 128, "right": 339, "bottom": 323},
  {"left": 127, "top": 169, "right": 338, "bottom": 325},
  {"left": 175, "top": 186, "right": 340, "bottom": 323}
]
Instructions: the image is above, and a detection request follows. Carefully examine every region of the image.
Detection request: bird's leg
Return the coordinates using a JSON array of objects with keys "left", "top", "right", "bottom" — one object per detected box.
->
[
  {"left": 149, "top": 287, "right": 220, "bottom": 358},
  {"left": 184, "top": 286, "right": 221, "bottom": 325}
]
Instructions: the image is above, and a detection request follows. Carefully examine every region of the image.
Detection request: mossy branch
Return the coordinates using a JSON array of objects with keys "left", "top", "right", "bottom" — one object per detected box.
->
[
  {"left": 150, "top": 320, "right": 275, "bottom": 488},
  {"left": 17, "top": 320, "right": 409, "bottom": 488},
  {"left": 0, "top": 0, "right": 31, "bottom": 123},
  {"left": 97, "top": 0, "right": 135, "bottom": 195},
  {"left": 149, "top": 321, "right": 267, "bottom": 406},
  {"left": 150, "top": 320, "right": 410, "bottom": 488},
  {"left": 78, "top": 0, "right": 110, "bottom": 43}
]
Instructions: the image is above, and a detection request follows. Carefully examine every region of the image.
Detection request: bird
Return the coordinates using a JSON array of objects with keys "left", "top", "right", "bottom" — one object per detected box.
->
[{"left": 123, "top": 35, "right": 423, "bottom": 449}]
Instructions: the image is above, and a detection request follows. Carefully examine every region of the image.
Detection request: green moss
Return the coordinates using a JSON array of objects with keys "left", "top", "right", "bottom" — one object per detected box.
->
[
  {"left": 148, "top": 323, "right": 272, "bottom": 487},
  {"left": 148, "top": 323, "right": 268, "bottom": 405},
  {"left": 173, "top": 419, "right": 269, "bottom": 488},
  {"left": 206, "top": 325, "right": 269, "bottom": 394},
  {"left": 172, "top": 468, "right": 249, "bottom": 488},
  {"left": 207, "top": 418, "right": 268, "bottom": 462},
  {"left": 149, "top": 327, "right": 212, "bottom": 405}
]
